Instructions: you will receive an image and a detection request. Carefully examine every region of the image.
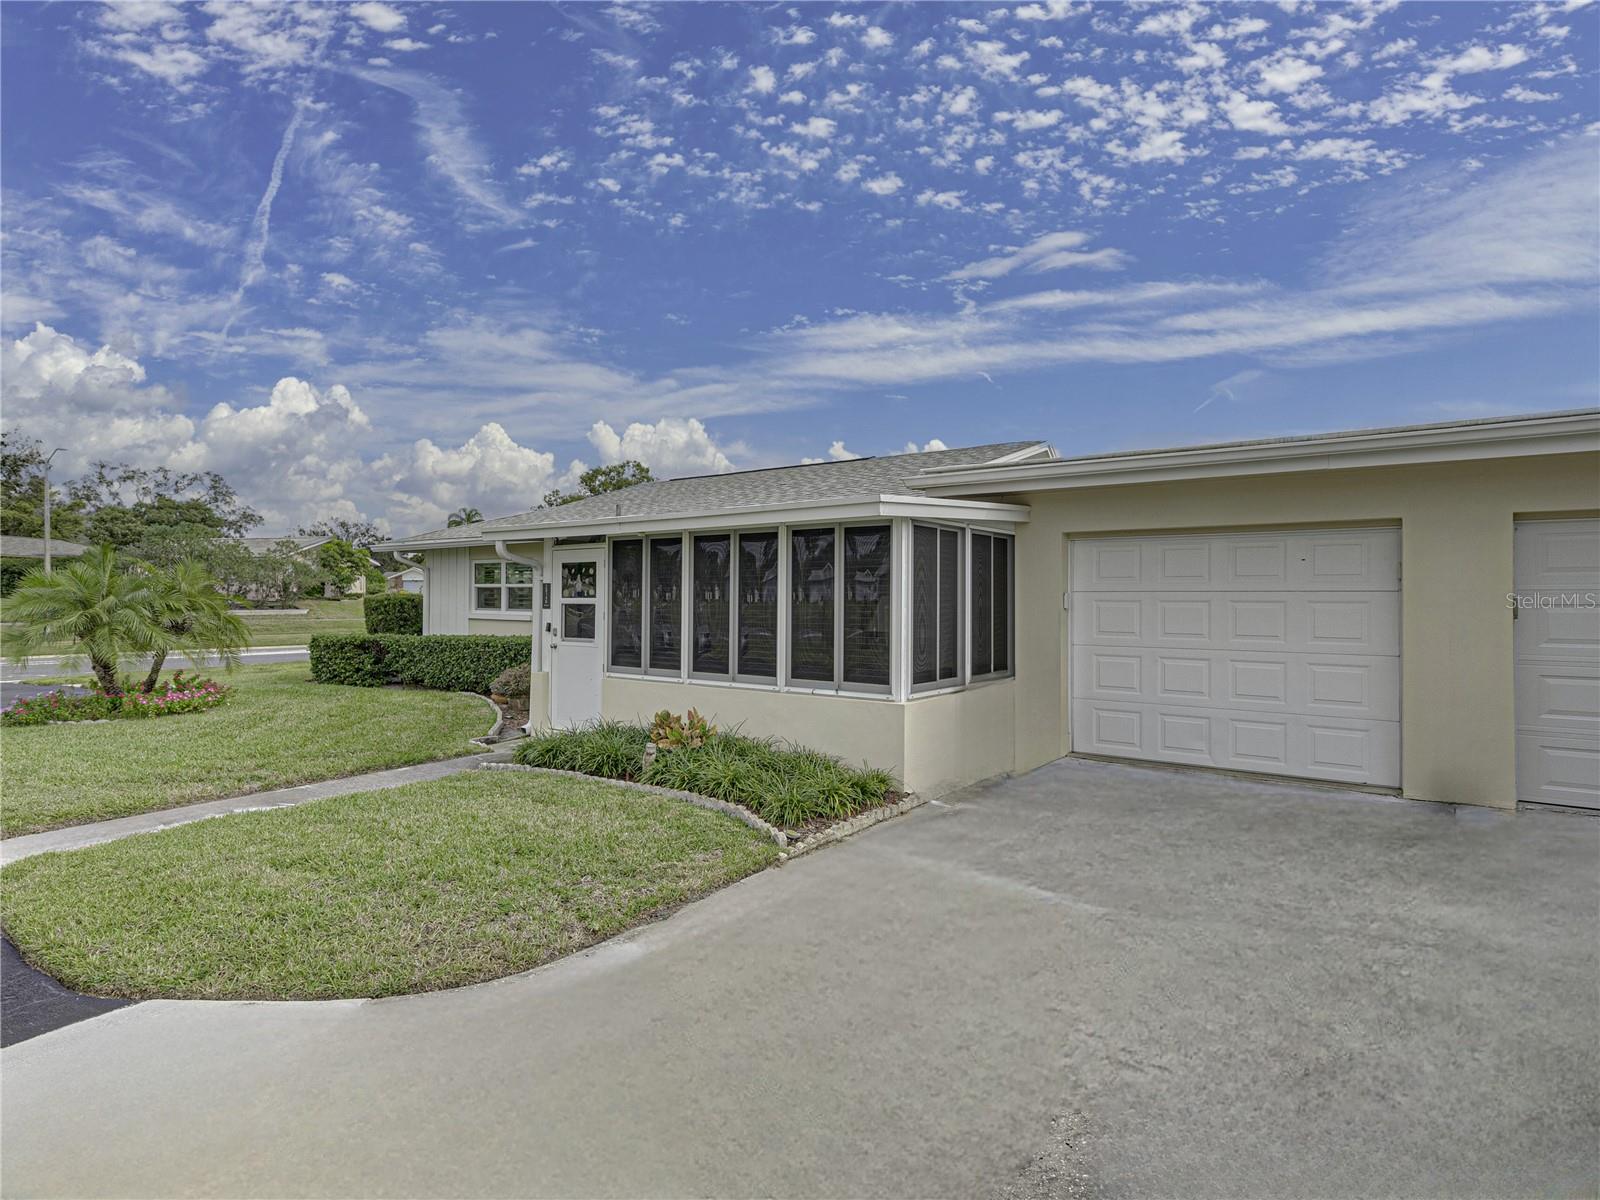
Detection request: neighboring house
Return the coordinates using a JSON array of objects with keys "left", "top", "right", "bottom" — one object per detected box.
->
[
  {"left": 242, "top": 535, "right": 375, "bottom": 596},
  {"left": 0, "top": 536, "right": 89, "bottom": 561},
  {"left": 386, "top": 566, "right": 425, "bottom": 594},
  {"left": 378, "top": 410, "right": 1600, "bottom": 812}
]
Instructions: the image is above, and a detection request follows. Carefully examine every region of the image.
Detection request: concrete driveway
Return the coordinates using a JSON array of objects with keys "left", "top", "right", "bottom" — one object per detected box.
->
[{"left": 2, "top": 758, "right": 1595, "bottom": 1199}]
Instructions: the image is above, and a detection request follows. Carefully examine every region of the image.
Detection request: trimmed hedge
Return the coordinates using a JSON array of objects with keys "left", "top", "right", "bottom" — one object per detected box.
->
[
  {"left": 363, "top": 590, "right": 423, "bottom": 634},
  {"left": 309, "top": 634, "right": 528, "bottom": 693}
]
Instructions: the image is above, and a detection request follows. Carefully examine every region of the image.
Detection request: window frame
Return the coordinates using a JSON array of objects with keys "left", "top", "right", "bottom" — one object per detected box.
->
[
  {"left": 909, "top": 521, "right": 966, "bottom": 695},
  {"left": 607, "top": 538, "right": 645, "bottom": 674},
  {"left": 967, "top": 528, "right": 1015, "bottom": 684},
  {"left": 784, "top": 521, "right": 893, "bottom": 696},
  {"left": 644, "top": 534, "right": 686, "bottom": 678},
  {"left": 732, "top": 529, "right": 781, "bottom": 685},
  {"left": 470, "top": 558, "right": 537, "bottom": 618},
  {"left": 689, "top": 531, "right": 734, "bottom": 681}
]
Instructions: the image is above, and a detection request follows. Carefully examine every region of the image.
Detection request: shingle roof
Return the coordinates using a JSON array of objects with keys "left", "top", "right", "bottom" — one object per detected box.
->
[
  {"left": 0, "top": 536, "right": 89, "bottom": 559},
  {"left": 381, "top": 441, "right": 1047, "bottom": 549}
]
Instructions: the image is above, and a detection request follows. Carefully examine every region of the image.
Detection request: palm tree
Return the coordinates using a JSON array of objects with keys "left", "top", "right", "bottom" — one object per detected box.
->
[
  {"left": 447, "top": 506, "right": 483, "bottom": 527},
  {"left": 2, "top": 546, "right": 166, "bottom": 695},
  {"left": 138, "top": 559, "right": 250, "bottom": 693}
]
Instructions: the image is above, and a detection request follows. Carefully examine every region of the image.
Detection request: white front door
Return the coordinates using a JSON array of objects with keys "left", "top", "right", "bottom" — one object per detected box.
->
[
  {"left": 1514, "top": 519, "right": 1600, "bottom": 808},
  {"left": 1069, "top": 527, "right": 1402, "bottom": 787},
  {"left": 550, "top": 546, "right": 604, "bottom": 728}
]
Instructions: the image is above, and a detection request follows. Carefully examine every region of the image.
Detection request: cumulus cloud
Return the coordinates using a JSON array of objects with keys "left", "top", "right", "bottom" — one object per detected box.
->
[
  {"left": 748, "top": 64, "right": 777, "bottom": 93},
  {"left": 862, "top": 172, "right": 904, "bottom": 195},
  {"left": 350, "top": 2, "right": 406, "bottom": 33},
  {"left": 586, "top": 418, "right": 738, "bottom": 478}
]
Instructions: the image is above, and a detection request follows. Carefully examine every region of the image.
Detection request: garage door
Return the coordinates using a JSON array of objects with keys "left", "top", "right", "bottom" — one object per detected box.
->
[
  {"left": 1514, "top": 519, "right": 1600, "bottom": 809},
  {"left": 1070, "top": 528, "right": 1401, "bottom": 786}
]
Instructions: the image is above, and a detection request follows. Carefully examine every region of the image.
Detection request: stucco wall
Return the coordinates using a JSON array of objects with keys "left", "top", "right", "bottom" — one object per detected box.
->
[
  {"left": 902, "top": 680, "right": 1017, "bottom": 796},
  {"left": 602, "top": 676, "right": 912, "bottom": 784},
  {"left": 1004, "top": 451, "right": 1600, "bottom": 810}
]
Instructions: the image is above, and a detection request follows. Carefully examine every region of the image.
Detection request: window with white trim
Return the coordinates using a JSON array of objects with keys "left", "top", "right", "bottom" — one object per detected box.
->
[{"left": 472, "top": 560, "right": 535, "bottom": 613}]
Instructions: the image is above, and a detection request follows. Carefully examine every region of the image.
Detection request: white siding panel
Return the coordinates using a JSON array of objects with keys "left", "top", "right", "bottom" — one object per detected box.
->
[
  {"left": 422, "top": 549, "right": 471, "bottom": 635},
  {"left": 1514, "top": 519, "right": 1600, "bottom": 808},
  {"left": 1070, "top": 528, "right": 1401, "bottom": 787}
]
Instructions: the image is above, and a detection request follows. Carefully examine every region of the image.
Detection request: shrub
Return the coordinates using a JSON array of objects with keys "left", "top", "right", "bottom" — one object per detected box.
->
[
  {"left": 516, "top": 720, "right": 650, "bottom": 778},
  {"left": 309, "top": 634, "right": 528, "bottom": 693},
  {"left": 363, "top": 591, "right": 423, "bottom": 634},
  {"left": 649, "top": 708, "right": 715, "bottom": 750},
  {"left": 1, "top": 689, "right": 119, "bottom": 726},
  {"left": 513, "top": 723, "right": 897, "bottom": 829},
  {"left": 117, "top": 672, "right": 230, "bottom": 719},
  {"left": 490, "top": 662, "right": 531, "bottom": 699}
]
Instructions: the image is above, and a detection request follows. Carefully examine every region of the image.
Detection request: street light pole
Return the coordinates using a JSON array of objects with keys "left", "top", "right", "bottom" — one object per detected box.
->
[{"left": 42, "top": 447, "right": 65, "bottom": 574}]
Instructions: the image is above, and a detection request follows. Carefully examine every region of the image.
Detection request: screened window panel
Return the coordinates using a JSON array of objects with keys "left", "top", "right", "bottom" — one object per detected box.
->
[
  {"left": 474, "top": 562, "right": 501, "bottom": 585},
  {"left": 842, "top": 525, "right": 891, "bottom": 686},
  {"left": 507, "top": 587, "right": 534, "bottom": 611},
  {"left": 610, "top": 540, "right": 643, "bottom": 669},
  {"left": 648, "top": 537, "right": 682, "bottom": 672},
  {"left": 992, "top": 536, "right": 1010, "bottom": 674},
  {"left": 937, "top": 529, "right": 959, "bottom": 680},
  {"left": 563, "top": 604, "right": 595, "bottom": 640},
  {"left": 911, "top": 525, "right": 937, "bottom": 685},
  {"left": 507, "top": 562, "right": 535, "bottom": 586},
  {"left": 971, "top": 533, "right": 993, "bottom": 676},
  {"left": 736, "top": 531, "right": 779, "bottom": 678},
  {"left": 475, "top": 587, "right": 501, "bottom": 610},
  {"left": 789, "top": 528, "right": 835, "bottom": 682},
  {"left": 692, "top": 534, "right": 731, "bottom": 675}
]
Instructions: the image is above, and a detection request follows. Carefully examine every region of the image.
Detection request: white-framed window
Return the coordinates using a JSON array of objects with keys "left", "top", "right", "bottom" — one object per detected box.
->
[
  {"left": 968, "top": 530, "right": 1014, "bottom": 681},
  {"left": 911, "top": 523, "right": 964, "bottom": 692},
  {"left": 472, "top": 560, "right": 536, "bottom": 615}
]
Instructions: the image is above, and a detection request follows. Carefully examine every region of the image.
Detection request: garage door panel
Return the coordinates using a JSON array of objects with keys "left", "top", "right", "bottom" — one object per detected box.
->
[
  {"left": 1071, "top": 699, "right": 1400, "bottom": 786},
  {"left": 1515, "top": 733, "right": 1600, "bottom": 808},
  {"left": 1515, "top": 520, "right": 1600, "bottom": 808},
  {"left": 1072, "top": 647, "right": 1399, "bottom": 720},
  {"left": 1071, "top": 529, "right": 1399, "bottom": 592},
  {"left": 1514, "top": 520, "right": 1600, "bottom": 591},
  {"left": 1073, "top": 592, "right": 1399, "bottom": 655}
]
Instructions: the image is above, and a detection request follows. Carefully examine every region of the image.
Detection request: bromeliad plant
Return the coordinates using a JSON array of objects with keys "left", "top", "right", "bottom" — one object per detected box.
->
[{"left": 649, "top": 708, "right": 716, "bottom": 751}]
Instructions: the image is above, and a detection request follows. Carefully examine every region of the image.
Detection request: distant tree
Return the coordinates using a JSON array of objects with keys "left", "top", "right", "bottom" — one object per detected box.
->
[
  {"left": 0, "top": 428, "right": 86, "bottom": 541},
  {"left": 316, "top": 538, "right": 372, "bottom": 595},
  {"left": 299, "top": 517, "right": 382, "bottom": 548},
  {"left": 70, "top": 462, "right": 260, "bottom": 549},
  {"left": 248, "top": 539, "right": 323, "bottom": 606},
  {"left": 447, "top": 507, "right": 483, "bottom": 527},
  {"left": 542, "top": 461, "right": 653, "bottom": 508},
  {"left": 138, "top": 560, "right": 249, "bottom": 693}
]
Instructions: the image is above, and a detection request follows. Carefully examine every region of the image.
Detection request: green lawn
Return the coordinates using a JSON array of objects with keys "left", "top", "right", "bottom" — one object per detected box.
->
[
  {"left": 0, "top": 772, "right": 778, "bottom": 999},
  {"left": 232, "top": 597, "right": 367, "bottom": 646},
  {"left": 0, "top": 663, "right": 492, "bottom": 837}
]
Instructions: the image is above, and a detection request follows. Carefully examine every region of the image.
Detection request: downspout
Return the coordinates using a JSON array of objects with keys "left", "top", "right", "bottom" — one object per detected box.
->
[{"left": 495, "top": 539, "right": 544, "bottom": 733}]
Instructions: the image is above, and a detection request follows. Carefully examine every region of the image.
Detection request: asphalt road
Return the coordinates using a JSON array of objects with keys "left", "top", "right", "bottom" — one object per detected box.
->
[{"left": 0, "top": 646, "right": 309, "bottom": 687}]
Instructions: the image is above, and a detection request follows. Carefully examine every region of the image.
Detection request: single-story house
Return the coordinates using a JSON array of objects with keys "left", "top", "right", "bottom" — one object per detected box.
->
[
  {"left": 386, "top": 566, "right": 425, "bottom": 594},
  {"left": 0, "top": 535, "right": 89, "bottom": 561},
  {"left": 377, "top": 409, "right": 1600, "bottom": 812},
  {"left": 241, "top": 535, "right": 376, "bottom": 596}
]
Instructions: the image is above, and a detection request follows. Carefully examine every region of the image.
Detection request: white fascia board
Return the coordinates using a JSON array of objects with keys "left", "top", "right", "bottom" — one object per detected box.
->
[
  {"left": 375, "top": 494, "right": 1030, "bottom": 551},
  {"left": 914, "top": 411, "right": 1600, "bottom": 496}
]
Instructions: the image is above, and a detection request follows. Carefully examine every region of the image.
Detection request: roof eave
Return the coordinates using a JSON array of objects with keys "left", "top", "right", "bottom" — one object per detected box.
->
[
  {"left": 914, "top": 410, "right": 1600, "bottom": 497},
  {"left": 375, "top": 493, "right": 1030, "bottom": 551}
]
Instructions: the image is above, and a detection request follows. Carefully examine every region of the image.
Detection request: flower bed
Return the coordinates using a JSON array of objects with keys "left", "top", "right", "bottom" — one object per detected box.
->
[
  {"left": 512, "top": 717, "right": 899, "bottom": 832},
  {"left": 1, "top": 672, "right": 230, "bottom": 726}
]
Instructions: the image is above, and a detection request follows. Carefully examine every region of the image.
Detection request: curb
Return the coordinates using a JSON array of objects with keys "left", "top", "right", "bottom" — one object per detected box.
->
[
  {"left": 467, "top": 693, "right": 507, "bottom": 745},
  {"left": 476, "top": 762, "right": 925, "bottom": 855}
]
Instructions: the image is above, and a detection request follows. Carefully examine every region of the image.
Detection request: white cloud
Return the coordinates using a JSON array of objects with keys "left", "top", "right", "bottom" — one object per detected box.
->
[
  {"left": 903, "top": 438, "right": 949, "bottom": 453},
  {"left": 350, "top": 2, "right": 406, "bottom": 33},
  {"left": 748, "top": 65, "right": 777, "bottom": 93},
  {"left": 1254, "top": 54, "right": 1323, "bottom": 93},
  {"left": 862, "top": 172, "right": 904, "bottom": 196},
  {"left": 994, "top": 108, "right": 1064, "bottom": 131},
  {"left": 385, "top": 37, "right": 428, "bottom": 53},
  {"left": 587, "top": 418, "right": 737, "bottom": 477},
  {"left": 862, "top": 26, "right": 894, "bottom": 50},
  {"left": 1503, "top": 84, "right": 1559, "bottom": 102},
  {"left": 791, "top": 115, "right": 837, "bottom": 139},
  {"left": 948, "top": 231, "right": 1129, "bottom": 280},
  {"left": 916, "top": 189, "right": 967, "bottom": 210},
  {"left": 1223, "top": 92, "right": 1290, "bottom": 135}
]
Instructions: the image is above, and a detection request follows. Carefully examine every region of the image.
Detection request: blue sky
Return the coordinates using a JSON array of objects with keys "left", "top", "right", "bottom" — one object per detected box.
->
[{"left": 2, "top": 0, "right": 1596, "bottom": 534}]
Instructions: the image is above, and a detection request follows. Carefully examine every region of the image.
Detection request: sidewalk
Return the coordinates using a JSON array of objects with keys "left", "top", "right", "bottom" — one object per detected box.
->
[{"left": 1, "top": 753, "right": 501, "bottom": 866}]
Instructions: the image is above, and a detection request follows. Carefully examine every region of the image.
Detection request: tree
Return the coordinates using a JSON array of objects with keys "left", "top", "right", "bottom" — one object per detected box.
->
[
  {"left": 300, "top": 517, "right": 382, "bottom": 547},
  {"left": 0, "top": 428, "right": 86, "bottom": 541},
  {"left": 138, "top": 560, "right": 250, "bottom": 693},
  {"left": 69, "top": 462, "right": 261, "bottom": 545},
  {"left": 447, "top": 507, "right": 483, "bottom": 527},
  {"left": 542, "top": 461, "right": 653, "bottom": 508},
  {"left": 247, "top": 539, "right": 323, "bottom": 606},
  {"left": 316, "top": 538, "right": 372, "bottom": 595},
  {"left": 2, "top": 546, "right": 165, "bottom": 694}
]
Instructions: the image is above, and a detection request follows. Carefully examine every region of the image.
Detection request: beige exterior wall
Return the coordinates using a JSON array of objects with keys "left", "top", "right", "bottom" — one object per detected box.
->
[
  {"left": 1004, "top": 451, "right": 1600, "bottom": 810},
  {"left": 902, "top": 680, "right": 1017, "bottom": 797}
]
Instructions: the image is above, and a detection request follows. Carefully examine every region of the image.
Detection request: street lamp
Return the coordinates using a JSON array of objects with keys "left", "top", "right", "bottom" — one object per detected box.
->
[{"left": 42, "top": 447, "right": 66, "bottom": 574}]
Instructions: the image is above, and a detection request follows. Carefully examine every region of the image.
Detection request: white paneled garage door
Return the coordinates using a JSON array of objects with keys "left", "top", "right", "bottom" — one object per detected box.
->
[
  {"left": 1514, "top": 519, "right": 1600, "bottom": 809},
  {"left": 1070, "top": 528, "right": 1401, "bottom": 786}
]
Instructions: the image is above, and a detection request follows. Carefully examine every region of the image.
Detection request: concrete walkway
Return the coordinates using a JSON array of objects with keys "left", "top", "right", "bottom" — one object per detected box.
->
[
  {"left": 2, "top": 757, "right": 1595, "bottom": 1199},
  {"left": 1, "top": 754, "right": 492, "bottom": 866}
]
